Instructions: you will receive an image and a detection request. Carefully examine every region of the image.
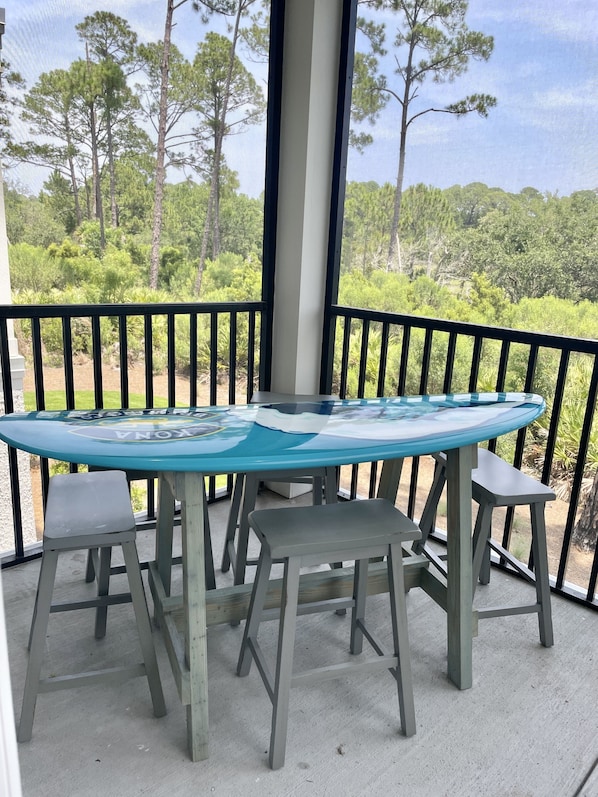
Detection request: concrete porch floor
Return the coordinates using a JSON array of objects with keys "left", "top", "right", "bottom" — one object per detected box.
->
[{"left": 3, "top": 489, "right": 598, "bottom": 797}]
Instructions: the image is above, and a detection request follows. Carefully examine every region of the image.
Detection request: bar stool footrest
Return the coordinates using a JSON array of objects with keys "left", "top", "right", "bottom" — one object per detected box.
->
[
  {"left": 292, "top": 656, "right": 399, "bottom": 687},
  {"left": 49, "top": 592, "right": 133, "bottom": 613},
  {"left": 477, "top": 603, "right": 541, "bottom": 620},
  {"left": 39, "top": 664, "right": 147, "bottom": 692}
]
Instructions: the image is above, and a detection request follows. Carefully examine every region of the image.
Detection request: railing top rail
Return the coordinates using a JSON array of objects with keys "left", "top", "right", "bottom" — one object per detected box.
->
[
  {"left": 331, "top": 304, "right": 598, "bottom": 355},
  {"left": 0, "top": 301, "right": 266, "bottom": 320}
]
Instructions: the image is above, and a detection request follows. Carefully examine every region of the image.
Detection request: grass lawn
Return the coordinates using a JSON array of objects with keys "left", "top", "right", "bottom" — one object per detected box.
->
[{"left": 24, "top": 390, "right": 173, "bottom": 412}]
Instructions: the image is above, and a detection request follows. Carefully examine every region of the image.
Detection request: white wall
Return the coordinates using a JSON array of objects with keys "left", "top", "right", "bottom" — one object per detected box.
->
[{"left": 0, "top": 567, "right": 23, "bottom": 797}]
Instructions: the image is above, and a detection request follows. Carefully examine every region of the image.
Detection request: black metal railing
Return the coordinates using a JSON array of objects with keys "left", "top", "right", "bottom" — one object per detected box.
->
[
  {"left": 327, "top": 305, "right": 598, "bottom": 610},
  {"left": 0, "top": 301, "right": 264, "bottom": 566},
  {"left": 2, "top": 299, "right": 597, "bottom": 612}
]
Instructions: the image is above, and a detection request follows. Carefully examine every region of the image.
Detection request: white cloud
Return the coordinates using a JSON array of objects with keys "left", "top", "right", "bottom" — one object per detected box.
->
[
  {"left": 10, "top": 0, "right": 145, "bottom": 26},
  {"left": 515, "top": 61, "right": 545, "bottom": 81},
  {"left": 4, "top": 1, "right": 206, "bottom": 85},
  {"left": 534, "top": 81, "right": 598, "bottom": 111},
  {"left": 472, "top": 0, "right": 598, "bottom": 44}
]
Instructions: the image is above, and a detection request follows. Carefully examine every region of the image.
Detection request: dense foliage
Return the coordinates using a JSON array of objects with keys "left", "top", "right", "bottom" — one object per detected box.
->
[
  {"left": 7, "top": 177, "right": 598, "bottom": 346},
  {"left": 342, "top": 181, "right": 598, "bottom": 304}
]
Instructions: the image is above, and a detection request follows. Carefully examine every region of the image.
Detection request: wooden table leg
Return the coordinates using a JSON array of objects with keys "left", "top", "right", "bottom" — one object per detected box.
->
[
  {"left": 445, "top": 445, "right": 474, "bottom": 690},
  {"left": 176, "top": 471, "right": 210, "bottom": 761},
  {"left": 155, "top": 472, "right": 210, "bottom": 761},
  {"left": 377, "top": 458, "right": 404, "bottom": 503},
  {"left": 155, "top": 475, "right": 176, "bottom": 601}
]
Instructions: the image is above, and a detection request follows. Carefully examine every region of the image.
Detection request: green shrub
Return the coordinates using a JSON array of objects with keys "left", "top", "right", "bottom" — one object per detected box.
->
[
  {"left": 9, "top": 243, "right": 63, "bottom": 293},
  {"left": 98, "top": 248, "right": 139, "bottom": 304}
]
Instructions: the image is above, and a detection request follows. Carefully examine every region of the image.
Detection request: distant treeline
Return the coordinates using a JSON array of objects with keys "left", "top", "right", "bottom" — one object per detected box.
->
[{"left": 6, "top": 178, "right": 598, "bottom": 308}]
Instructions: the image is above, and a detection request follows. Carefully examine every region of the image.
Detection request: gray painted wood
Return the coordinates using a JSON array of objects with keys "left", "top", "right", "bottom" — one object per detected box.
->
[
  {"left": 445, "top": 445, "right": 474, "bottom": 690},
  {"left": 420, "top": 447, "right": 554, "bottom": 647},
  {"left": 237, "top": 499, "right": 419, "bottom": 768},
  {"left": 19, "top": 471, "right": 166, "bottom": 743}
]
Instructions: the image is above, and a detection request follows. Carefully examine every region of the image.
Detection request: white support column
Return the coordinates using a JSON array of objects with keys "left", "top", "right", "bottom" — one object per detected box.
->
[{"left": 270, "top": 0, "right": 343, "bottom": 395}]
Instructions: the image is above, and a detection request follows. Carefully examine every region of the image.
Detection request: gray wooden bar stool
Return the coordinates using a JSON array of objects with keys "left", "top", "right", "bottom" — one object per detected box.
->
[
  {"left": 222, "top": 392, "right": 338, "bottom": 585},
  {"left": 237, "top": 498, "right": 420, "bottom": 769},
  {"left": 416, "top": 447, "right": 555, "bottom": 646},
  {"left": 18, "top": 470, "right": 167, "bottom": 742},
  {"left": 86, "top": 467, "right": 216, "bottom": 595}
]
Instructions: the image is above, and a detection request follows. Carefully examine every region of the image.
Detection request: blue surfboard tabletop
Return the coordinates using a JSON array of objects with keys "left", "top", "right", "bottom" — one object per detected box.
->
[{"left": 0, "top": 392, "right": 545, "bottom": 473}]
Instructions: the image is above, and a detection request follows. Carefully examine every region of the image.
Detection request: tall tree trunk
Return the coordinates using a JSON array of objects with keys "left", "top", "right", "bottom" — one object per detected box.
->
[
  {"left": 149, "top": 0, "right": 177, "bottom": 290},
  {"left": 89, "top": 102, "right": 105, "bottom": 250},
  {"left": 65, "top": 121, "right": 82, "bottom": 226},
  {"left": 387, "top": 43, "right": 416, "bottom": 269},
  {"left": 196, "top": 174, "right": 215, "bottom": 295},
  {"left": 68, "top": 154, "right": 82, "bottom": 227},
  {"left": 388, "top": 125, "right": 407, "bottom": 268},
  {"left": 195, "top": 1, "right": 243, "bottom": 295},
  {"left": 106, "top": 106, "right": 118, "bottom": 227},
  {"left": 85, "top": 179, "right": 92, "bottom": 219},
  {"left": 85, "top": 44, "right": 105, "bottom": 250}
]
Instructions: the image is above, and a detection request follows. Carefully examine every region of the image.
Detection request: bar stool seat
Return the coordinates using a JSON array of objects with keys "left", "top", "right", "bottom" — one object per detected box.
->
[
  {"left": 416, "top": 448, "right": 555, "bottom": 646},
  {"left": 237, "top": 498, "right": 420, "bottom": 769},
  {"left": 221, "top": 392, "right": 338, "bottom": 585},
  {"left": 18, "top": 470, "right": 167, "bottom": 742}
]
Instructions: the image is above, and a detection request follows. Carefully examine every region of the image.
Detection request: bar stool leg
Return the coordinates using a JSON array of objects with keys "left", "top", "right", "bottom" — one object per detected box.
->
[
  {"left": 121, "top": 541, "right": 167, "bottom": 717},
  {"left": 237, "top": 548, "right": 273, "bottom": 677},
  {"left": 413, "top": 460, "right": 446, "bottom": 554},
  {"left": 270, "top": 556, "right": 301, "bottom": 770},
  {"left": 26, "top": 578, "right": 42, "bottom": 653},
  {"left": 19, "top": 549, "right": 59, "bottom": 743},
  {"left": 202, "top": 494, "right": 216, "bottom": 591},
  {"left": 222, "top": 475, "right": 245, "bottom": 573},
  {"left": 350, "top": 558, "right": 368, "bottom": 655},
  {"left": 94, "top": 546, "right": 112, "bottom": 639},
  {"left": 155, "top": 475, "right": 176, "bottom": 608},
  {"left": 85, "top": 548, "right": 96, "bottom": 583},
  {"left": 233, "top": 476, "right": 260, "bottom": 587},
  {"left": 530, "top": 504, "right": 554, "bottom": 647},
  {"left": 472, "top": 502, "right": 493, "bottom": 589},
  {"left": 323, "top": 468, "right": 344, "bottom": 579},
  {"left": 323, "top": 466, "right": 338, "bottom": 505},
  {"left": 388, "top": 542, "right": 416, "bottom": 737},
  {"left": 312, "top": 475, "right": 323, "bottom": 505},
  {"left": 479, "top": 516, "right": 493, "bottom": 587}
]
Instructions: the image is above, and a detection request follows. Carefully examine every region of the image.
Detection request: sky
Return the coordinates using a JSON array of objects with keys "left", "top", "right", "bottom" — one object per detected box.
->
[
  {"left": 352, "top": 0, "right": 598, "bottom": 197},
  {"left": 3, "top": 0, "right": 598, "bottom": 199}
]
